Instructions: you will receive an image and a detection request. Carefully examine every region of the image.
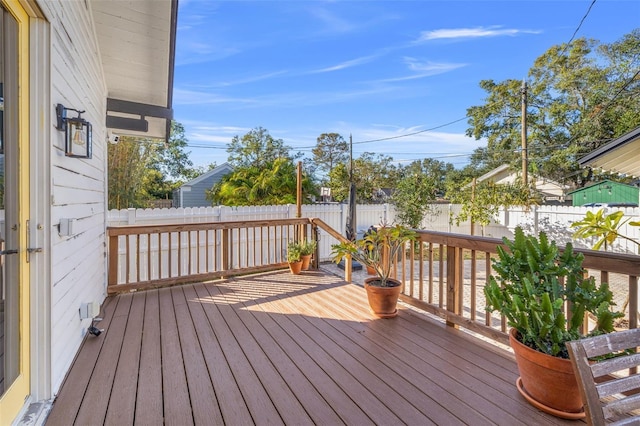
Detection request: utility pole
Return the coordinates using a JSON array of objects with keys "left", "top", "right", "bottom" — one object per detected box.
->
[
  {"left": 521, "top": 80, "right": 528, "bottom": 187},
  {"left": 349, "top": 133, "right": 353, "bottom": 183}
]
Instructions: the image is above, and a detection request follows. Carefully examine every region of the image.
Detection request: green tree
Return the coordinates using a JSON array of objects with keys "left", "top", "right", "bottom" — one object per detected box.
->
[
  {"left": 392, "top": 159, "right": 453, "bottom": 228},
  {"left": 312, "top": 133, "right": 348, "bottom": 182},
  {"left": 327, "top": 152, "right": 398, "bottom": 203},
  {"left": 227, "top": 126, "right": 297, "bottom": 169},
  {"left": 466, "top": 31, "right": 640, "bottom": 185},
  {"left": 446, "top": 179, "right": 533, "bottom": 235},
  {"left": 108, "top": 121, "right": 199, "bottom": 208},
  {"left": 142, "top": 169, "right": 176, "bottom": 201},
  {"left": 209, "top": 158, "right": 316, "bottom": 206},
  {"left": 150, "top": 121, "right": 195, "bottom": 181},
  {"left": 327, "top": 163, "right": 350, "bottom": 202},
  {"left": 108, "top": 136, "right": 155, "bottom": 209},
  {"left": 210, "top": 127, "right": 315, "bottom": 205}
]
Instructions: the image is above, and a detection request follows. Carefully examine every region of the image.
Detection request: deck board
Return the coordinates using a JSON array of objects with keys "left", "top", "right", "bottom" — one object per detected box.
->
[
  {"left": 135, "top": 290, "right": 164, "bottom": 426},
  {"left": 47, "top": 270, "right": 578, "bottom": 425},
  {"left": 191, "top": 283, "right": 283, "bottom": 425},
  {"left": 172, "top": 286, "right": 222, "bottom": 426},
  {"left": 104, "top": 291, "right": 145, "bottom": 425},
  {"left": 158, "top": 287, "right": 193, "bottom": 425}
]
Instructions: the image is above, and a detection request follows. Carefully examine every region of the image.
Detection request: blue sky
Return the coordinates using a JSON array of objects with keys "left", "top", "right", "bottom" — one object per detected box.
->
[{"left": 173, "top": 1, "right": 640, "bottom": 170}]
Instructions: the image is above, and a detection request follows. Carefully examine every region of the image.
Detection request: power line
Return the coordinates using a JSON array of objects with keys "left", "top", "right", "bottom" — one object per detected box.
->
[
  {"left": 352, "top": 116, "right": 468, "bottom": 145},
  {"left": 558, "top": 0, "right": 597, "bottom": 58}
]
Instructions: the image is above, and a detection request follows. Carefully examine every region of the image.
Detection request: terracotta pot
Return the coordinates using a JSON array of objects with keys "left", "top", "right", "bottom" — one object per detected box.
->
[
  {"left": 509, "top": 328, "right": 583, "bottom": 414},
  {"left": 301, "top": 254, "right": 312, "bottom": 270},
  {"left": 364, "top": 277, "right": 402, "bottom": 318},
  {"left": 289, "top": 260, "right": 303, "bottom": 275},
  {"left": 366, "top": 265, "right": 376, "bottom": 275}
]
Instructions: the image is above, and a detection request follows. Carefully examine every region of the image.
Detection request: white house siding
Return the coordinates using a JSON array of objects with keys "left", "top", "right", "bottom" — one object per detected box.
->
[{"left": 40, "top": 1, "right": 109, "bottom": 392}]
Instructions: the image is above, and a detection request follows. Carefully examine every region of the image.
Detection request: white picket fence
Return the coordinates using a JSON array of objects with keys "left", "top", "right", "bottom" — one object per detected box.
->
[{"left": 108, "top": 204, "right": 640, "bottom": 260}]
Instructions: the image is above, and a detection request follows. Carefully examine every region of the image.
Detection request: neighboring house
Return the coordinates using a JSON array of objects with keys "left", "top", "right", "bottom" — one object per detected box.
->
[
  {"left": 472, "top": 164, "right": 570, "bottom": 204},
  {"left": 173, "top": 163, "right": 233, "bottom": 207},
  {"left": 579, "top": 126, "right": 640, "bottom": 179},
  {"left": 578, "top": 126, "right": 640, "bottom": 207},
  {"left": 0, "top": 2, "right": 177, "bottom": 424},
  {"left": 568, "top": 180, "right": 639, "bottom": 207}
]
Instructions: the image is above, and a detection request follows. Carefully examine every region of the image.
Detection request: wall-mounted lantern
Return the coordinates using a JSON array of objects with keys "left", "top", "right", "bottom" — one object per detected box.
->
[{"left": 56, "top": 103, "right": 92, "bottom": 159}]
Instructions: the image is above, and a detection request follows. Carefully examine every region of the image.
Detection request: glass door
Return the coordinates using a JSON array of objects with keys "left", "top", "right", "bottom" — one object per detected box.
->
[{"left": 0, "top": 3, "right": 29, "bottom": 422}]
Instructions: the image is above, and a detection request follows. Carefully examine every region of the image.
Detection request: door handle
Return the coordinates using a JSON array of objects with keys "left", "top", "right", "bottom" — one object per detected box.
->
[{"left": 0, "top": 249, "right": 19, "bottom": 255}]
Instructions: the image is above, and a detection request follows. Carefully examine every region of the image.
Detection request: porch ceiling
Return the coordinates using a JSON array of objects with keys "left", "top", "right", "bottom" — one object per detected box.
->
[
  {"left": 579, "top": 127, "right": 640, "bottom": 178},
  {"left": 91, "top": 0, "right": 177, "bottom": 140}
]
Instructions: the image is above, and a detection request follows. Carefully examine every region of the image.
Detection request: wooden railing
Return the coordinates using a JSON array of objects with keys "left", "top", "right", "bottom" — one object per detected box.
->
[
  {"left": 311, "top": 219, "right": 640, "bottom": 346},
  {"left": 107, "top": 218, "right": 319, "bottom": 294},
  {"left": 108, "top": 217, "right": 639, "bottom": 349}
]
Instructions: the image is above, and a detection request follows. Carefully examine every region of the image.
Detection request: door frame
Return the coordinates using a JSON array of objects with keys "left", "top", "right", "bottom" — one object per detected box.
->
[
  {"left": 28, "top": 12, "right": 51, "bottom": 403},
  {"left": 0, "top": 1, "right": 31, "bottom": 424}
]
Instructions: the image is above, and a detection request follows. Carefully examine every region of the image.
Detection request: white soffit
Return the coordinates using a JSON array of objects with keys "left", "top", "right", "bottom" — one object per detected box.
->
[
  {"left": 91, "top": 0, "right": 176, "bottom": 140},
  {"left": 579, "top": 127, "right": 640, "bottom": 178}
]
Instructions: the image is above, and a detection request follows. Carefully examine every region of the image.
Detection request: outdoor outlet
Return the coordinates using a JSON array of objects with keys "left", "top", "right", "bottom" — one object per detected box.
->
[
  {"left": 79, "top": 302, "right": 100, "bottom": 319},
  {"left": 59, "top": 218, "right": 76, "bottom": 237}
]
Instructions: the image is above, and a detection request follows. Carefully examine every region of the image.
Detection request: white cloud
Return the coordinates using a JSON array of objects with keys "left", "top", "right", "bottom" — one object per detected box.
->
[
  {"left": 174, "top": 85, "right": 398, "bottom": 109},
  {"left": 199, "top": 71, "right": 289, "bottom": 88},
  {"left": 309, "top": 7, "right": 356, "bottom": 34},
  {"left": 308, "top": 54, "right": 380, "bottom": 73},
  {"left": 417, "top": 26, "right": 541, "bottom": 41},
  {"left": 374, "top": 58, "right": 467, "bottom": 82},
  {"left": 173, "top": 88, "right": 258, "bottom": 106}
]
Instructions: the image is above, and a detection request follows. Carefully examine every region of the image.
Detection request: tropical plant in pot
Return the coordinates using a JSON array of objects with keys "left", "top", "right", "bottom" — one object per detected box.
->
[
  {"left": 332, "top": 224, "right": 416, "bottom": 318},
  {"left": 287, "top": 241, "right": 303, "bottom": 275},
  {"left": 484, "top": 227, "right": 622, "bottom": 418},
  {"left": 299, "top": 239, "right": 317, "bottom": 270}
]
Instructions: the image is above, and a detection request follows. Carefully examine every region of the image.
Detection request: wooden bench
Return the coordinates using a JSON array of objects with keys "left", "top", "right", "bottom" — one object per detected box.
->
[{"left": 567, "top": 328, "right": 640, "bottom": 425}]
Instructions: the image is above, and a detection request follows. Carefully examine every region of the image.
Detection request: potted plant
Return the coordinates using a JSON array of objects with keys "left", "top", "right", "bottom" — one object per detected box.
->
[
  {"left": 332, "top": 224, "right": 416, "bottom": 318},
  {"left": 287, "top": 241, "right": 303, "bottom": 275},
  {"left": 299, "top": 239, "right": 317, "bottom": 270},
  {"left": 484, "top": 227, "right": 622, "bottom": 418}
]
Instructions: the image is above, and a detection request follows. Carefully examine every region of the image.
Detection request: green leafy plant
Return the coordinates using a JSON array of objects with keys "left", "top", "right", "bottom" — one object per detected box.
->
[
  {"left": 484, "top": 227, "right": 622, "bottom": 358},
  {"left": 331, "top": 224, "right": 416, "bottom": 287},
  {"left": 571, "top": 208, "right": 640, "bottom": 252},
  {"left": 300, "top": 239, "right": 317, "bottom": 256},
  {"left": 287, "top": 241, "right": 302, "bottom": 263}
]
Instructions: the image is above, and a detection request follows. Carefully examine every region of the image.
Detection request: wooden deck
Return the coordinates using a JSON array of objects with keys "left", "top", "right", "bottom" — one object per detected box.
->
[{"left": 46, "top": 270, "right": 577, "bottom": 425}]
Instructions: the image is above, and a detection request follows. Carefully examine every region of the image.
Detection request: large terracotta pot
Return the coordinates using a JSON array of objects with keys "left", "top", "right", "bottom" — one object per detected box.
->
[
  {"left": 509, "top": 328, "right": 583, "bottom": 415},
  {"left": 364, "top": 277, "right": 402, "bottom": 318}
]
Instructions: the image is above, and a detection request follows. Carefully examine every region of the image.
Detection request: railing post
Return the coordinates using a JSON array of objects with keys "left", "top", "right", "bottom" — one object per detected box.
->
[
  {"left": 312, "top": 223, "right": 319, "bottom": 270},
  {"left": 345, "top": 254, "right": 352, "bottom": 283},
  {"left": 446, "top": 246, "right": 461, "bottom": 328},
  {"left": 222, "top": 228, "right": 230, "bottom": 278},
  {"left": 630, "top": 275, "right": 638, "bottom": 330},
  {"left": 108, "top": 231, "right": 119, "bottom": 292},
  {"left": 127, "top": 207, "right": 136, "bottom": 225}
]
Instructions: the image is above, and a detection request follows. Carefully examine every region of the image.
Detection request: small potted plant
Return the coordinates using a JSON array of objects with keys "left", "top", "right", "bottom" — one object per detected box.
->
[
  {"left": 300, "top": 239, "right": 317, "bottom": 270},
  {"left": 484, "top": 227, "right": 622, "bottom": 418},
  {"left": 332, "top": 224, "right": 416, "bottom": 318},
  {"left": 287, "top": 241, "right": 303, "bottom": 275}
]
